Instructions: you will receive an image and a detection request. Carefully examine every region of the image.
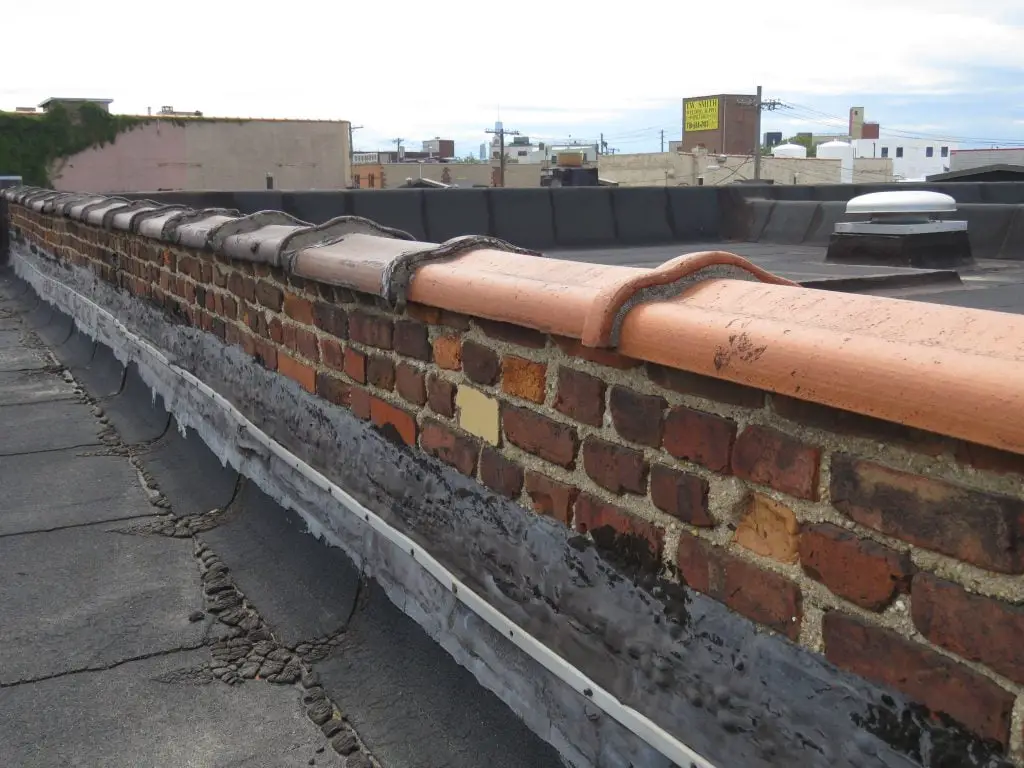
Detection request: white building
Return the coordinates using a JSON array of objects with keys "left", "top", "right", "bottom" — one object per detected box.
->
[{"left": 852, "top": 136, "right": 956, "bottom": 181}]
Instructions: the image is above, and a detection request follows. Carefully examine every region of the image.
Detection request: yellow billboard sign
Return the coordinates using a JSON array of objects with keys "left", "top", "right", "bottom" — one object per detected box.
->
[{"left": 685, "top": 97, "right": 720, "bottom": 133}]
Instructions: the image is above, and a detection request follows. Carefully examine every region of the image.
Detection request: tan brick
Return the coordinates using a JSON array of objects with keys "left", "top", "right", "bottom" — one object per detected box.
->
[
  {"left": 734, "top": 494, "right": 801, "bottom": 564},
  {"left": 432, "top": 335, "right": 462, "bottom": 370},
  {"left": 456, "top": 386, "right": 500, "bottom": 446},
  {"left": 501, "top": 356, "right": 547, "bottom": 403}
]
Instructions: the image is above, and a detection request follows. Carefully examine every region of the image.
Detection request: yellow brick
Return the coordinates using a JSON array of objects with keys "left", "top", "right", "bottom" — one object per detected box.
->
[
  {"left": 733, "top": 494, "right": 800, "bottom": 564},
  {"left": 456, "top": 386, "right": 500, "bottom": 446}
]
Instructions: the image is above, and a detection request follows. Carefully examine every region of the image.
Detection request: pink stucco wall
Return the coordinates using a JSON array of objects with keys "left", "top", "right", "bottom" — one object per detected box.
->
[{"left": 51, "top": 122, "right": 187, "bottom": 193}]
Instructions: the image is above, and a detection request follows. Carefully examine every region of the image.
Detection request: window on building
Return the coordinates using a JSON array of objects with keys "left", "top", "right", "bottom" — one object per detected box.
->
[
  {"left": 896, "top": 147, "right": 904, "bottom": 158},
  {"left": 368, "top": 173, "right": 375, "bottom": 189},
  {"left": 926, "top": 147, "right": 934, "bottom": 158},
  {"left": 941, "top": 146, "right": 949, "bottom": 158},
  {"left": 881, "top": 147, "right": 889, "bottom": 158},
  {"left": 517, "top": 150, "right": 527, "bottom": 157}
]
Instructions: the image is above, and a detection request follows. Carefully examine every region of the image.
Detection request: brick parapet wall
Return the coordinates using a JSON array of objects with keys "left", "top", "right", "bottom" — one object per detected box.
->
[{"left": 10, "top": 203, "right": 1024, "bottom": 758}]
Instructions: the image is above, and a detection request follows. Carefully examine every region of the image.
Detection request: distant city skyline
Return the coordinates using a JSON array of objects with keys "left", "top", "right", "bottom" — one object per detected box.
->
[{"left": 3, "top": 0, "right": 1022, "bottom": 161}]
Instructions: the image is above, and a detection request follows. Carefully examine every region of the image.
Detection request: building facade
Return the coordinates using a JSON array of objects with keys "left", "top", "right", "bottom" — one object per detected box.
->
[
  {"left": 598, "top": 151, "right": 893, "bottom": 187},
  {"left": 680, "top": 94, "right": 759, "bottom": 155},
  {"left": 950, "top": 148, "right": 1024, "bottom": 172},
  {"left": 852, "top": 136, "right": 956, "bottom": 181},
  {"left": 50, "top": 118, "right": 352, "bottom": 192}
]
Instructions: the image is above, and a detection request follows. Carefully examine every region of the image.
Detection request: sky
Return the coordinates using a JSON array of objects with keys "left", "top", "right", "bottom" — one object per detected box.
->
[{"left": 2, "top": 0, "right": 1023, "bottom": 158}]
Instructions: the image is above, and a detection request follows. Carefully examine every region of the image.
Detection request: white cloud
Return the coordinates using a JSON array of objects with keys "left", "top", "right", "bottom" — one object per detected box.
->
[{"left": 3, "top": 0, "right": 1022, "bottom": 144}]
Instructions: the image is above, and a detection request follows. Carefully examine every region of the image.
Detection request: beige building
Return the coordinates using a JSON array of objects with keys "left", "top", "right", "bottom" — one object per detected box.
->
[
  {"left": 51, "top": 117, "right": 352, "bottom": 193},
  {"left": 362, "top": 162, "right": 541, "bottom": 189},
  {"left": 599, "top": 151, "right": 893, "bottom": 187}
]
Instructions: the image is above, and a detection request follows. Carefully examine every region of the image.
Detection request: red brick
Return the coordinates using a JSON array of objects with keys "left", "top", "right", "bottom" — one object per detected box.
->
[
  {"left": 476, "top": 318, "right": 546, "bottom": 349},
  {"left": 393, "top": 319, "right": 431, "bottom": 361},
  {"left": 406, "top": 302, "right": 441, "bottom": 325},
  {"left": 501, "top": 356, "right": 547, "bottom": 403},
  {"left": 350, "top": 388, "right": 371, "bottom": 420},
  {"left": 480, "top": 448, "right": 525, "bottom": 498},
  {"left": 676, "top": 532, "right": 802, "bottom": 639},
  {"left": 420, "top": 420, "right": 479, "bottom": 476},
  {"left": 369, "top": 397, "right": 417, "bottom": 447},
  {"left": 293, "top": 327, "right": 320, "bottom": 362},
  {"left": 350, "top": 310, "right": 393, "bottom": 350},
  {"left": 582, "top": 437, "right": 647, "bottom": 495},
  {"left": 553, "top": 367, "right": 605, "bottom": 427},
  {"left": 800, "top": 523, "right": 913, "bottom": 611},
  {"left": 650, "top": 465, "right": 712, "bottom": 526},
  {"left": 241, "top": 276, "right": 256, "bottom": 302},
  {"left": 321, "top": 338, "right": 345, "bottom": 371},
  {"left": 253, "top": 338, "right": 278, "bottom": 371},
  {"left": 609, "top": 386, "right": 665, "bottom": 447},
  {"left": 432, "top": 336, "right": 462, "bottom": 370},
  {"left": 662, "top": 406, "right": 736, "bottom": 473},
  {"left": 316, "top": 372, "right": 351, "bottom": 407},
  {"left": 396, "top": 362, "right": 427, "bottom": 406},
  {"left": 648, "top": 363, "right": 765, "bottom": 409},
  {"left": 831, "top": 455, "right": 1024, "bottom": 574},
  {"left": 525, "top": 473, "right": 578, "bottom": 525},
  {"left": 313, "top": 301, "right": 348, "bottom": 339},
  {"left": 366, "top": 355, "right": 396, "bottom": 390},
  {"left": 213, "top": 264, "right": 228, "bottom": 288},
  {"left": 462, "top": 341, "right": 500, "bottom": 386},
  {"left": 278, "top": 351, "right": 316, "bottom": 393},
  {"left": 823, "top": 611, "right": 1014, "bottom": 746},
  {"left": 284, "top": 292, "right": 314, "bottom": 324},
  {"left": 426, "top": 375, "right": 456, "bottom": 418},
  {"left": 222, "top": 295, "right": 238, "bottom": 320},
  {"left": 732, "top": 426, "right": 820, "bottom": 500},
  {"left": 502, "top": 405, "right": 579, "bottom": 468},
  {"left": 344, "top": 348, "right": 367, "bottom": 384},
  {"left": 574, "top": 493, "right": 664, "bottom": 571},
  {"left": 912, "top": 573, "right": 1024, "bottom": 686},
  {"left": 267, "top": 315, "right": 283, "bottom": 343},
  {"left": 255, "top": 280, "right": 284, "bottom": 311},
  {"left": 551, "top": 335, "right": 640, "bottom": 370},
  {"left": 772, "top": 395, "right": 947, "bottom": 457}
]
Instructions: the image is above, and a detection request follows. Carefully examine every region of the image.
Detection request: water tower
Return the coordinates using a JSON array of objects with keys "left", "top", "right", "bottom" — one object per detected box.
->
[{"left": 817, "top": 140, "right": 854, "bottom": 184}]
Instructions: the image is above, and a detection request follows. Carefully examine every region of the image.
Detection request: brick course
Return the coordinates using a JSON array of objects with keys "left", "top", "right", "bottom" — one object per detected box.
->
[
  {"left": 15, "top": 205, "right": 1024, "bottom": 755},
  {"left": 823, "top": 612, "right": 1014, "bottom": 746}
]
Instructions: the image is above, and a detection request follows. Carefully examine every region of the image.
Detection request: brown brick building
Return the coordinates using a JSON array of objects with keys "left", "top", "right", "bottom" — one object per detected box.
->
[{"left": 681, "top": 93, "right": 759, "bottom": 155}]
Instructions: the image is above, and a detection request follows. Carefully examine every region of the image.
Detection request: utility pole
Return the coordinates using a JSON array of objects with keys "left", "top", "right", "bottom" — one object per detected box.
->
[
  {"left": 753, "top": 91, "right": 786, "bottom": 180},
  {"left": 754, "top": 85, "right": 763, "bottom": 180},
  {"left": 393, "top": 137, "right": 405, "bottom": 162},
  {"left": 485, "top": 124, "right": 520, "bottom": 187},
  {"left": 348, "top": 124, "right": 363, "bottom": 187},
  {"left": 660, "top": 129, "right": 665, "bottom": 153}
]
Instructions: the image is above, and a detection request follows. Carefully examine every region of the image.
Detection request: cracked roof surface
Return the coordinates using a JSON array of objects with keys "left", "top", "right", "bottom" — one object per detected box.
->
[{"left": 0, "top": 270, "right": 563, "bottom": 768}]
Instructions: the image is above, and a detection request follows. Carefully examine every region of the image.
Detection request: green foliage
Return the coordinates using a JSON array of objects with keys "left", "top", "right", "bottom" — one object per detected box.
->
[
  {"left": 0, "top": 103, "right": 148, "bottom": 186},
  {"left": 783, "top": 134, "right": 816, "bottom": 157}
]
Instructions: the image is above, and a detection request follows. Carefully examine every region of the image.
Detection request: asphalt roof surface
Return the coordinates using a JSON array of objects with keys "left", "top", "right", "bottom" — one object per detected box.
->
[
  {"left": 0, "top": 270, "right": 563, "bottom": 768},
  {"left": 550, "top": 242, "right": 1024, "bottom": 314}
]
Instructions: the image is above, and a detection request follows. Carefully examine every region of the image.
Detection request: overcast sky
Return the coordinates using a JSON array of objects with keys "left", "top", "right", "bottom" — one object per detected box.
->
[{"left": 3, "top": 0, "right": 1023, "bottom": 156}]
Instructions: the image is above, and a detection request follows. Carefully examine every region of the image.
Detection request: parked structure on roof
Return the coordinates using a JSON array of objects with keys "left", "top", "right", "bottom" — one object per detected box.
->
[{"left": 38, "top": 97, "right": 113, "bottom": 114}]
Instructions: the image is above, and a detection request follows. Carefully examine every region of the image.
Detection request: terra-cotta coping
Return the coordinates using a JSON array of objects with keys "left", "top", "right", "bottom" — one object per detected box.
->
[
  {"left": 7, "top": 186, "right": 1024, "bottom": 455},
  {"left": 618, "top": 279, "right": 1024, "bottom": 455}
]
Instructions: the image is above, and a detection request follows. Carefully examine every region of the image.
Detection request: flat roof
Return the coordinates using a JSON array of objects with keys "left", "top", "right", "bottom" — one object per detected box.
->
[{"left": 39, "top": 97, "right": 113, "bottom": 106}]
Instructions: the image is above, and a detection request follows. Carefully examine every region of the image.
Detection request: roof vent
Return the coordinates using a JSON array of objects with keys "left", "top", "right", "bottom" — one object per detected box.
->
[
  {"left": 838, "top": 191, "right": 964, "bottom": 233},
  {"left": 827, "top": 190, "right": 972, "bottom": 268}
]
